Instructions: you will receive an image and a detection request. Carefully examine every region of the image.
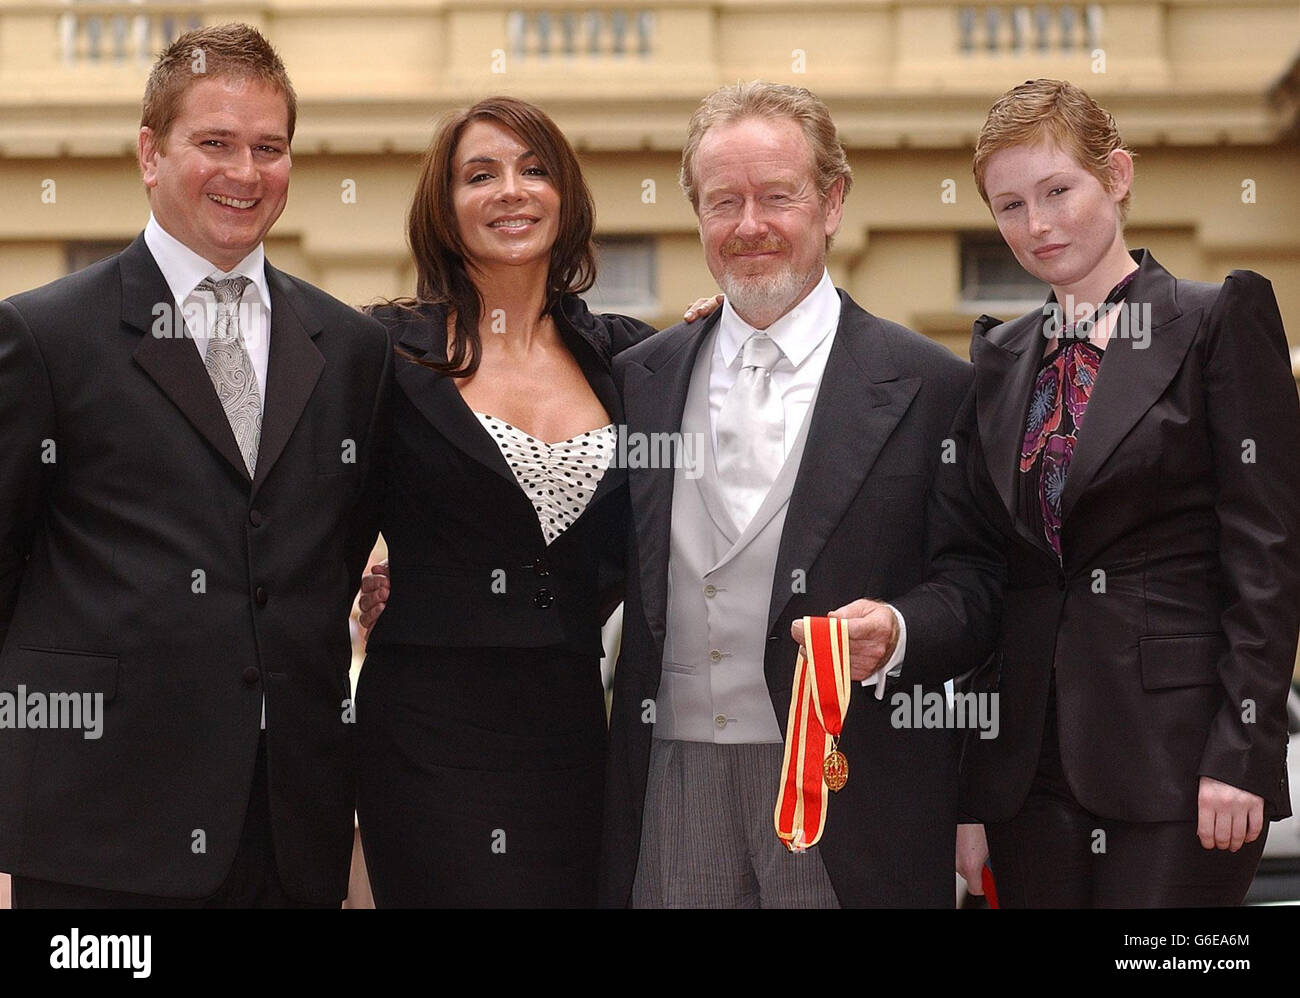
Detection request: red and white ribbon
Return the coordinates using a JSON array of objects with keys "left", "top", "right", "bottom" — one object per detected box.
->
[{"left": 774, "top": 616, "right": 852, "bottom": 852}]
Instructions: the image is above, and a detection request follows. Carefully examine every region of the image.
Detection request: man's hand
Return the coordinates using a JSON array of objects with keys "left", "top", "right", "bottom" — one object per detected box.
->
[
  {"left": 683, "top": 294, "right": 724, "bottom": 323},
  {"left": 1197, "top": 776, "right": 1265, "bottom": 851},
  {"left": 956, "top": 823, "right": 989, "bottom": 895},
  {"left": 357, "top": 560, "right": 390, "bottom": 632},
  {"left": 789, "top": 599, "right": 899, "bottom": 681}
]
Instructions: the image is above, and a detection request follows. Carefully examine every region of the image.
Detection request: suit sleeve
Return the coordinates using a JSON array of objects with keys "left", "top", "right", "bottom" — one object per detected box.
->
[
  {"left": 0, "top": 300, "right": 57, "bottom": 651},
  {"left": 890, "top": 376, "right": 1007, "bottom": 687},
  {"left": 344, "top": 325, "right": 394, "bottom": 586},
  {"left": 1197, "top": 271, "right": 1300, "bottom": 806},
  {"left": 557, "top": 293, "right": 658, "bottom": 357},
  {"left": 595, "top": 495, "right": 630, "bottom": 624},
  {"left": 599, "top": 313, "right": 658, "bottom": 356},
  {"left": 594, "top": 350, "right": 642, "bottom": 620}
]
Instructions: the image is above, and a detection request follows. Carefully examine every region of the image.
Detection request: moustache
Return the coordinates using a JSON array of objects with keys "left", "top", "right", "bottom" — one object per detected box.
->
[{"left": 722, "top": 237, "right": 788, "bottom": 256}]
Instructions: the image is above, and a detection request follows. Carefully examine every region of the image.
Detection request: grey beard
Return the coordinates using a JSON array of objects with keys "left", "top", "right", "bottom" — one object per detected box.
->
[{"left": 719, "top": 264, "right": 820, "bottom": 328}]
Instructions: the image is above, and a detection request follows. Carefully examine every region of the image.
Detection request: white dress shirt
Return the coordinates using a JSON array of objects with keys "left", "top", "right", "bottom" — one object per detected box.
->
[
  {"left": 709, "top": 270, "right": 906, "bottom": 691},
  {"left": 144, "top": 214, "right": 271, "bottom": 411}
]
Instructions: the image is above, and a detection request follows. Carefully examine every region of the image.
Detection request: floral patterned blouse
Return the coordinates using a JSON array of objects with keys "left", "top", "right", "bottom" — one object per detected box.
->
[{"left": 1019, "top": 271, "right": 1137, "bottom": 557}]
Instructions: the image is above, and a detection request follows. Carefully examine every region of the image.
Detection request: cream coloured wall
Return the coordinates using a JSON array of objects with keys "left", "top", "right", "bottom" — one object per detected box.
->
[{"left": 0, "top": 1, "right": 1295, "bottom": 347}]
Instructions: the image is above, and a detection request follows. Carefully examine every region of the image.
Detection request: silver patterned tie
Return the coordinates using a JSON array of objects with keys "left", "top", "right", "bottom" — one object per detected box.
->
[
  {"left": 199, "top": 276, "right": 261, "bottom": 477},
  {"left": 716, "top": 333, "right": 785, "bottom": 531}
]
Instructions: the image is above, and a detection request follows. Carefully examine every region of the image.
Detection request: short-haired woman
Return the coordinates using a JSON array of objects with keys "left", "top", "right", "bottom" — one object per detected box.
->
[{"left": 956, "top": 79, "right": 1300, "bottom": 907}]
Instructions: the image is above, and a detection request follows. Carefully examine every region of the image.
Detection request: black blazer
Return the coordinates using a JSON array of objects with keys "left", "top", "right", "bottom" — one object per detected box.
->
[
  {"left": 0, "top": 234, "right": 392, "bottom": 901},
  {"left": 365, "top": 295, "right": 654, "bottom": 657},
  {"left": 599, "top": 290, "right": 1004, "bottom": 907},
  {"left": 959, "top": 250, "right": 1300, "bottom": 824}
]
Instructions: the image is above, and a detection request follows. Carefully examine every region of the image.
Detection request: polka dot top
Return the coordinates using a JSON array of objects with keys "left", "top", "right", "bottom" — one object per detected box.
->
[{"left": 473, "top": 412, "right": 616, "bottom": 546}]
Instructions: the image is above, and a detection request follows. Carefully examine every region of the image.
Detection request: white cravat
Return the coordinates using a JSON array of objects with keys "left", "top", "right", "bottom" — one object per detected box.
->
[
  {"left": 708, "top": 270, "right": 839, "bottom": 459},
  {"left": 715, "top": 333, "right": 785, "bottom": 532}
]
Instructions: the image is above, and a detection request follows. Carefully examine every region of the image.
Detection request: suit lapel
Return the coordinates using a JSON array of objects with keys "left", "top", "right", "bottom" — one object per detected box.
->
[
  {"left": 393, "top": 309, "right": 519, "bottom": 488},
  {"left": 767, "top": 293, "right": 921, "bottom": 633},
  {"left": 623, "top": 316, "right": 718, "bottom": 655},
  {"left": 393, "top": 301, "right": 631, "bottom": 511},
  {"left": 124, "top": 235, "right": 252, "bottom": 483},
  {"left": 971, "top": 309, "right": 1055, "bottom": 555},
  {"left": 1059, "top": 251, "right": 1196, "bottom": 522},
  {"left": 251, "top": 266, "right": 325, "bottom": 496}
]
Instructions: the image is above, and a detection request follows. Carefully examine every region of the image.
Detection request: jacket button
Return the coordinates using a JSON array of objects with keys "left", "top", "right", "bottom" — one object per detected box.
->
[
  {"left": 248, "top": 510, "right": 264, "bottom": 527},
  {"left": 533, "top": 588, "right": 554, "bottom": 609},
  {"left": 714, "top": 714, "right": 728, "bottom": 729},
  {"left": 241, "top": 666, "right": 260, "bottom": 687},
  {"left": 255, "top": 587, "right": 268, "bottom": 607},
  {"left": 703, "top": 584, "right": 717, "bottom": 597},
  {"left": 533, "top": 559, "right": 549, "bottom": 578},
  {"left": 709, "top": 649, "right": 722, "bottom": 663}
]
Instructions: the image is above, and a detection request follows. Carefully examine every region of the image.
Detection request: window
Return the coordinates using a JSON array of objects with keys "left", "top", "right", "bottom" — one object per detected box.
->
[
  {"left": 959, "top": 233, "right": 1048, "bottom": 312},
  {"left": 583, "top": 237, "right": 656, "bottom": 315},
  {"left": 67, "top": 240, "right": 130, "bottom": 275}
]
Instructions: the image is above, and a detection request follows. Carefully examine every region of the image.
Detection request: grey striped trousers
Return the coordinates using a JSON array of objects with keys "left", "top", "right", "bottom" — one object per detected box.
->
[{"left": 631, "top": 739, "right": 840, "bottom": 908}]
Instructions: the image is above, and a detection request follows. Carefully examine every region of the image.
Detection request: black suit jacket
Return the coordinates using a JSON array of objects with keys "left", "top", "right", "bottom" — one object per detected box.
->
[
  {"left": 0, "top": 234, "right": 391, "bottom": 902},
  {"left": 959, "top": 250, "right": 1300, "bottom": 824},
  {"left": 365, "top": 296, "right": 654, "bottom": 656},
  {"left": 599, "top": 290, "right": 1004, "bottom": 907}
]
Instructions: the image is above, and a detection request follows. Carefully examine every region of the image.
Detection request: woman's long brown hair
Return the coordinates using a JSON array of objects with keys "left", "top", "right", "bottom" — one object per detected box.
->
[{"left": 402, "top": 96, "right": 598, "bottom": 378}]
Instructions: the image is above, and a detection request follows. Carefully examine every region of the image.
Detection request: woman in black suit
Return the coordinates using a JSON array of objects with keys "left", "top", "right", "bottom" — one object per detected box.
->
[
  {"left": 954, "top": 79, "right": 1300, "bottom": 907},
  {"left": 354, "top": 97, "right": 654, "bottom": 907}
]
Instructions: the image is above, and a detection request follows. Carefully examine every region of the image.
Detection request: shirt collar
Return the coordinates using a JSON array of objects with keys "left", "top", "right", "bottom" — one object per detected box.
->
[
  {"left": 718, "top": 269, "right": 840, "bottom": 369},
  {"left": 144, "top": 213, "right": 269, "bottom": 309}
]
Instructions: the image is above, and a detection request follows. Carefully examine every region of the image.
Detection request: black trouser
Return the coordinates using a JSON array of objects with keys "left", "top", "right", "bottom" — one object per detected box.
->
[
  {"left": 13, "top": 734, "right": 333, "bottom": 909},
  {"left": 986, "top": 678, "right": 1266, "bottom": 908}
]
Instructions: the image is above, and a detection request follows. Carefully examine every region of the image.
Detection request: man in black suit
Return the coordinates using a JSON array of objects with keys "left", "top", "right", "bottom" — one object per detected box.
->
[
  {"left": 599, "top": 82, "right": 1003, "bottom": 907},
  {"left": 0, "top": 23, "right": 390, "bottom": 907}
]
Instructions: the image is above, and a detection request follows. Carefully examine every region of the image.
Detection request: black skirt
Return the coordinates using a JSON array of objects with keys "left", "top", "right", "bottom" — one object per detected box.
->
[{"left": 355, "top": 643, "right": 608, "bottom": 907}]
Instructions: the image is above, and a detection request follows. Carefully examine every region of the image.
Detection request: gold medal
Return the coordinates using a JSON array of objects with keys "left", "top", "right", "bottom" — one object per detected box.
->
[{"left": 823, "top": 745, "right": 848, "bottom": 792}]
